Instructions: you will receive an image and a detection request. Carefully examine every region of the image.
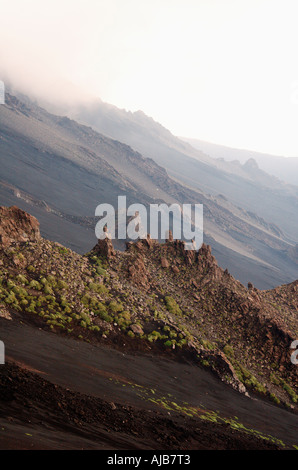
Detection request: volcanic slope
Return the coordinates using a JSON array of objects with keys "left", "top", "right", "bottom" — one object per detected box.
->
[
  {"left": 1, "top": 92, "right": 297, "bottom": 288},
  {"left": 0, "top": 206, "right": 298, "bottom": 449}
]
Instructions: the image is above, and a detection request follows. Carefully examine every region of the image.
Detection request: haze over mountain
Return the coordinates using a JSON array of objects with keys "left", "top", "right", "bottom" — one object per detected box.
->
[
  {"left": 32, "top": 91, "right": 298, "bottom": 280},
  {"left": 182, "top": 138, "right": 298, "bottom": 187},
  {"left": 44, "top": 95, "right": 298, "bottom": 243},
  {"left": 0, "top": 90, "right": 297, "bottom": 289}
]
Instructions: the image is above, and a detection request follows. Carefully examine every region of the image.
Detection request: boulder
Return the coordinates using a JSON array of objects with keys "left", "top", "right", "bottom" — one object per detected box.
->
[
  {"left": 0, "top": 206, "right": 40, "bottom": 248},
  {"left": 130, "top": 324, "right": 144, "bottom": 335}
]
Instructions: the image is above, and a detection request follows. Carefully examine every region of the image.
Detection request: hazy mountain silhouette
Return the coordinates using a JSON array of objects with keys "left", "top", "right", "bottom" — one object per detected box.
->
[
  {"left": 0, "top": 91, "right": 297, "bottom": 288},
  {"left": 183, "top": 137, "right": 298, "bottom": 187},
  {"left": 47, "top": 96, "right": 298, "bottom": 243}
]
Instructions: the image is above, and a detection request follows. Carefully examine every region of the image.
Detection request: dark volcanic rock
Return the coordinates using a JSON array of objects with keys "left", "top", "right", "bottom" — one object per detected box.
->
[
  {"left": 92, "top": 236, "right": 116, "bottom": 259},
  {"left": 127, "top": 255, "right": 150, "bottom": 289},
  {"left": 0, "top": 206, "right": 297, "bottom": 418},
  {"left": 160, "top": 257, "right": 169, "bottom": 268}
]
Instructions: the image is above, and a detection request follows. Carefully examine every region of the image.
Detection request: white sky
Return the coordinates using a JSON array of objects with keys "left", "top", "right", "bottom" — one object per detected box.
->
[{"left": 1, "top": 0, "right": 298, "bottom": 157}]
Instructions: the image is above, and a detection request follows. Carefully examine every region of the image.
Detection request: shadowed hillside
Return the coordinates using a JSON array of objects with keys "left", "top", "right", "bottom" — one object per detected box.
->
[
  {"left": 0, "top": 206, "right": 297, "bottom": 449},
  {"left": 1, "top": 92, "right": 297, "bottom": 288}
]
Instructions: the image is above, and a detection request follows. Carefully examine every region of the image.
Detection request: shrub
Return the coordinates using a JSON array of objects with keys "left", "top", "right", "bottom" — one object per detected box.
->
[
  {"left": 96, "top": 266, "right": 106, "bottom": 276},
  {"left": 115, "top": 310, "right": 131, "bottom": 329},
  {"left": 201, "top": 359, "right": 210, "bottom": 367},
  {"left": 26, "top": 302, "right": 37, "bottom": 313},
  {"left": 44, "top": 284, "right": 54, "bottom": 295},
  {"left": 89, "top": 325, "right": 100, "bottom": 332},
  {"left": 148, "top": 331, "right": 162, "bottom": 342},
  {"left": 7, "top": 280, "right": 16, "bottom": 290},
  {"left": 56, "top": 279, "right": 68, "bottom": 290},
  {"left": 12, "top": 286, "right": 28, "bottom": 298},
  {"left": 16, "top": 274, "right": 28, "bottom": 285},
  {"left": 71, "top": 313, "right": 81, "bottom": 321},
  {"left": 29, "top": 280, "right": 42, "bottom": 291},
  {"left": 58, "top": 246, "right": 69, "bottom": 255},
  {"left": 223, "top": 344, "right": 234, "bottom": 359},
  {"left": 81, "top": 294, "right": 91, "bottom": 306},
  {"left": 27, "top": 265, "right": 36, "bottom": 273},
  {"left": 99, "top": 311, "right": 113, "bottom": 322},
  {"left": 109, "top": 301, "right": 123, "bottom": 313},
  {"left": 164, "top": 296, "right": 182, "bottom": 316},
  {"left": 121, "top": 310, "right": 131, "bottom": 321},
  {"left": 270, "top": 374, "right": 280, "bottom": 386},
  {"left": 80, "top": 311, "right": 91, "bottom": 326},
  {"left": 89, "top": 282, "right": 107, "bottom": 294},
  {"left": 269, "top": 393, "right": 280, "bottom": 405},
  {"left": 93, "top": 301, "right": 108, "bottom": 317},
  {"left": 281, "top": 380, "right": 298, "bottom": 403},
  {"left": 200, "top": 338, "right": 216, "bottom": 350},
  {"left": 4, "top": 292, "right": 17, "bottom": 304},
  {"left": 60, "top": 297, "right": 68, "bottom": 308},
  {"left": 47, "top": 275, "right": 57, "bottom": 285}
]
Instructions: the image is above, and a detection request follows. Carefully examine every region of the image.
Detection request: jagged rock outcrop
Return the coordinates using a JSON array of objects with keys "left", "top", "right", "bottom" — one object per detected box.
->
[
  {"left": 0, "top": 206, "right": 40, "bottom": 248},
  {"left": 127, "top": 255, "right": 150, "bottom": 289},
  {"left": 166, "top": 230, "right": 173, "bottom": 242},
  {"left": 161, "top": 257, "right": 169, "bottom": 268},
  {"left": 126, "top": 234, "right": 156, "bottom": 252},
  {"left": 92, "top": 236, "right": 116, "bottom": 259},
  {"left": 0, "top": 206, "right": 297, "bottom": 408}
]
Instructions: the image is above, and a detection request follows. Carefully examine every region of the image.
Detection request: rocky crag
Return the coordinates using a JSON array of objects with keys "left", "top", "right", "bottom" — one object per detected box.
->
[{"left": 0, "top": 206, "right": 297, "bottom": 409}]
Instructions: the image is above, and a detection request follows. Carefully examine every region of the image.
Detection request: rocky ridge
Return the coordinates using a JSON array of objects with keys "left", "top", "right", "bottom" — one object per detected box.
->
[
  {"left": 0, "top": 206, "right": 297, "bottom": 410},
  {"left": 0, "top": 206, "right": 40, "bottom": 248}
]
